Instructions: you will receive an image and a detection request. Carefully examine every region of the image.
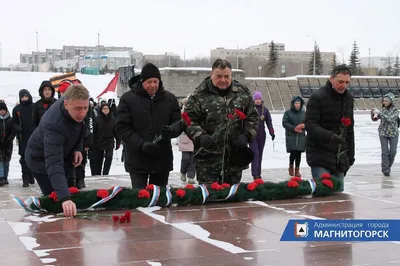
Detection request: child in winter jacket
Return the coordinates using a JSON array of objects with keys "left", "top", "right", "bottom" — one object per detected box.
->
[
  {"left": 0, "top": 102, "right": 15, "bottom": 186},
  {"left": 371, "top": 93, "right": 399, "bottom": 176},
  {"left": 178, "top": 98, "right": 195, "bottom": 184}
]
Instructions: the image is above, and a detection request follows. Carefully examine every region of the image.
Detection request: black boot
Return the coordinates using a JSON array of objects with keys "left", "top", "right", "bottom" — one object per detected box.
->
[
  {"left": 4, "top": 178, "right": 9, "bottom": 185},
  {"left": 23, "top": 180, "right": 29, "bottom": 187},
  {"left": 29, "top": 175, "right": 35, "bottom": 184},
  {"left": 67, "top": 176, "right": 76, "bottom": 187},
  {"left": 0, "top": 177, "right": 5, "bottom": 187}
]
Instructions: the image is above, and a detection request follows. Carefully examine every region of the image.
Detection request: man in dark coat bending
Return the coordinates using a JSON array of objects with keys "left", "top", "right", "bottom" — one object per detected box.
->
[
  {"left": 304, "top": 65, "right": 355, "bottom": 192},
  {"left": 25, "top": 84, "right": 90, "bottom": 217}
]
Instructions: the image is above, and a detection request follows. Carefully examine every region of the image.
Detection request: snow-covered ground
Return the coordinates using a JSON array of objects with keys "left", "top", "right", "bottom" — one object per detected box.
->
[{"left": 0, "top": 71, "right": 384, "bottom": 180}]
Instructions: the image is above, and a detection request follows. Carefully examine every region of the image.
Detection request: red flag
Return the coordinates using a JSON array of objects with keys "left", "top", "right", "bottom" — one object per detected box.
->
[{"left": 96, "top": 73, "right": 119, "bottom": 99}]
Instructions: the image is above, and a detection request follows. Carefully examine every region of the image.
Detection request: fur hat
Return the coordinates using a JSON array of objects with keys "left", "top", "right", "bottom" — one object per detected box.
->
[{"left": 140, "top": 63, "right": 161, "bottom": 82}]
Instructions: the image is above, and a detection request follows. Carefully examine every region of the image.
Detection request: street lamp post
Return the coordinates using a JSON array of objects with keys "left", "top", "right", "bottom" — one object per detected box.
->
[
  {"left": 258, "top": 65, "right": 262, "bottom": 77},
  {"left": 281, "top": 65, "right": 286, "bottom": 77}
]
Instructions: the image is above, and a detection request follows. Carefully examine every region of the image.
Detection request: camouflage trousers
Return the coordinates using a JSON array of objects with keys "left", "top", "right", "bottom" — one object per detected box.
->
[{"left": 195, "top": 162, "right": 243, "bottom": 185}]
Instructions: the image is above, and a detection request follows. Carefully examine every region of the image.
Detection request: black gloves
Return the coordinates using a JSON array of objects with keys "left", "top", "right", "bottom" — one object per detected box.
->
[
  {"left": 233, "top": 133, "right": 248, "bottom": 148},
  {"left": 161, "top": 125, "right": 178, "bottom": 139},
  {"left": 270, "top": 133, "right": 275, "bottom": 141},
  {"left": 329, "top": 133, "right": 344, "bottom": 146},
  {"left": 141, "top": 141, "right": 160, "bottom": 155},
  {"left": 198, "top": 134, "right": 215, "bottom": 149}
]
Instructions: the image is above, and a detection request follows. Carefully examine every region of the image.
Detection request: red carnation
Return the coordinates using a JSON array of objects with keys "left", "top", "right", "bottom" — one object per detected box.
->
[
  {"left": 138, "top": 189, "right": 151, "bottom": 199},
  {"left": 69, "top": 187, "right": 79, "bottom": 194},
  {"left": 227, "top": 114, "right": 235, "bottom": 119},
  {"left": 48, "top": 191, "right": 58, "bottom": 202},
  {"left": 185, "top": 184, "right": 195, "bottom": 190},
  {"left": 341, "top": 117, "right": 351, "bottom": 127},
  {"left": 112, "top": 215, "right": 119, "bottom": 223},
  {"left": 17, "top": 111, "right": 20, "bottom": 116},
  {"left": 235, "top": 109, "right": 247, "bottom": 120},
  {"left": 145, "top": 184, "right": 154, "bottom": 191},
  {"left": 176, "top": 189, "right": 186, "bottom": 198},
  {"left": 290, "top": 177, "right": 302, "bottom": 182},
  {"left": 124, "top": 211, "right": 131, "bottom": 222},
  {"left": 119, "top": 216, "right": 126, "bottom": 223},
  {"left": 43, "top": 103, "right": 48, "bottom": 109},
  {"left": 247, "top": 182, "right": 257, "bottom": 191},
  {"left": 322, "top": 179, "right": 334, "bottom": 188},
  {"left": 321, "top": 173, "right": 331, "bottom": 179},
  {"left": 287, "top": 180, "right": 299, "bottom": 188},
  {"left": 96, "top": 189, "right": 109, "bottom": 199},
  {"left": 221, "top": 183, "right": 231, "bottom": 188},
  {"left": 253, "top": 179, "right": 265, "bottom": 185},
  {"left": 182, "top": 112, "right": 192, "bottom": 126},
  {"left": 211, "top": 182, "right": 223, "bottom": 190}
]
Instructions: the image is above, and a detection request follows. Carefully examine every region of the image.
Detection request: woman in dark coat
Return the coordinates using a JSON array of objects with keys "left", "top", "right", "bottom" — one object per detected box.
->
[
  {"left": 249, "top": 91, "right": 275, "bottom": 179},
  {"left": 0, "top": 102, "right": 15, "bottom": 186},
  {"left": 282, "top": 96, "right": 306, "bottom": 177}
]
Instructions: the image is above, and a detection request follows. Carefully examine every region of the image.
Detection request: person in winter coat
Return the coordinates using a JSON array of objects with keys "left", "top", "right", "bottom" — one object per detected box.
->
[
  {"left": 304, "top": 65, "right": 355, "bottom": 192},
  {"left": 108, "top": 98, "right": 117, "bottom": 117},
  {"left": 91, "top": 103, "right": 120, "bottom": 175},
  {"left": 25, "top": 84, "right": 90, "bottom": 217},
  {"left": 184, "top": 59, "right": 259, "bottom": 185},
  {"left": 12, "top": 89, "right": 36, "bottom": 187},
  {"left": 178, "top": 98, "right": 196, "bottom": 184},
  {"left": 282, "top": 96, "right": 306, "bottom": 177},
  {"left": 116, "top": 63, "right": 181, "bottom": 188},
  {"left": 249, "top": 91, "right": 274, "bottom": 180},
  {"left": 0, "top": 102, "right": 15, "bottom": 186},
  {"left": 33, "top": 80, "right": 57, "bottom": 127},
  {"left": 371, "top": 93, "right": 399, "bottom": 176}
]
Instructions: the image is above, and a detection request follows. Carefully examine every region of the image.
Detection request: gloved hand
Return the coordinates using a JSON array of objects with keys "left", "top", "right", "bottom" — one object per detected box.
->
[
  {"left": 141, "top": 141, "right": 160, "bottom": 155},
  {"left": 233, "top": 133, "right": 248, "bottom": 148},
  {"left": 115, "top": 143, "right": 121, "bottom": 150},
  {"left": 161, "top": 125, "right": 178, "bottom": 139},
  {"left": 270, "top": 132, "right": 276, "bottom": 141},
  {"left": 329, "top": 133, "right": 344, "bottom": 146},
  {"left": 198, "top": 134, "right": 214, "bottom": 149}
]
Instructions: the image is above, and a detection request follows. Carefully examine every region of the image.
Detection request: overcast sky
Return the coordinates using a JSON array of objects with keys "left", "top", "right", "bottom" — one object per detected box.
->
[{"left": 1, "top": 0, "right": 399, "bottom": 65}]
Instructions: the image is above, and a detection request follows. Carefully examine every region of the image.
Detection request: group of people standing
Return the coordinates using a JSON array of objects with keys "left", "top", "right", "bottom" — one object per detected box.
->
[{"left": 0, "top": 59, "right": 397, "bottom": 217}]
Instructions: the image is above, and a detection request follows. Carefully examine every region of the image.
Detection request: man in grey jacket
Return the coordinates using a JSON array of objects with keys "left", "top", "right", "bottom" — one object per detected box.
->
[{"left": 25, "top": 84, "right": 89, "bottom": 217}]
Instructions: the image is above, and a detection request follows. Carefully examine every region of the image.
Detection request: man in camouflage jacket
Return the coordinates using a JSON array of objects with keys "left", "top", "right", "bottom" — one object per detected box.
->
[{"left": 184, "top": 59, "right": 258, "bottom": 184}]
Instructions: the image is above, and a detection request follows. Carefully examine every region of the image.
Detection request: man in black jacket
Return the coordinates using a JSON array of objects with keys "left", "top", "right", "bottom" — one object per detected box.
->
[
  {"left": 25, "top": 84, "right": 89, "bottom": 217},
  {"left": 116, "top": 63, "right": 181, "bottom": 188},
  {"left": 304, "top": 65, "right": 355, "bottom": 192},
  {"left": 12, "top": 89, "right": 36, "bottom": 187}
]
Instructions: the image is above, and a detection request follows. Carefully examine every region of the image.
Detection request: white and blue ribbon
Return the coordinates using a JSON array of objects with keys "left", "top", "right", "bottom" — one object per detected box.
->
[
  {"left": 308, "top": 179, "right": 316, "bottom": 193},
  {"left": 80, "top": 186, "right": 124, "bottom": 212},
  {"left": 165, "top": 185, "right": 172, "bottom": 206},
  {"left": 148, "top": 185, "right": 161, "bottom": 207},
  {"left": 199, "top": 184, "right": 209, "bottom": 204},
  {"left": 225, "top": 184, "right": 239, "bottom": 200}
]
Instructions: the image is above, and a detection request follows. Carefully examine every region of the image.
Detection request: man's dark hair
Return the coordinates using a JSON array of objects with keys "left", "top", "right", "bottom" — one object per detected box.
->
[
  {"left": 212, "top": 59, "right": 232, "bottom": 70},
  {"left": 331, "top": 64, "right": 352, "bottom": 77}
]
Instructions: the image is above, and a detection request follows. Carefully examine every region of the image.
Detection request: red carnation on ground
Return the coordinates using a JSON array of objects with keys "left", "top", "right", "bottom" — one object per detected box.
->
[
  {"left": 235, "top": 109, "right": 247, "bottom": 120},
  {"left": 119, "top": 216, "right": 126, "bottom": 223},
  {"left": 322, "top": 179, "right": 334, "bottom": 188},
  {"left": 247, "top": 182, "right": 257, "bottom": 191},
  {"left": 112, "top": 215, "right": 119, "bottom": 223},
  {"left": 182, "top": 112, "right": 192, "bottom": 126},
  {"left": 290, "top": 177, "right": 302, "bottom": 182},
  {"left": 341, "top": 117, "right": 351, "bottom": 127},
  {"left": 211, "top": 182, "right": 223, "bottom": 190},
  {"left": 185, "top": 184, "right": 195, "bottom": 190},
  {"left": 69, "top": 187, "right": 79, "bottom": 194},
  {"left": 96, "top": 189, "right": 109, "bottom": 199},
  {"left": 253, "top": 179, "right": 265, "bottom": 185},
  {"left": 138, "top": 189, "right": 151, "bottom": 199},
  {"left": 124, "top": 211, "right": 131, "bottom": 222},
  {"left": 221, "top": 183, "right": 231, "bottom": 188},
  {"left": 145, "top": 184, "right": 154, "bottom": 191},
  {"left": 321, "top": 173, "right": 331, "bottom": 179},
  {"left": 48, "top": 191, "right": 58, "bottom": 202},
  {"left": 176, "top": 189, "right": 186, "bottom": 198},
  {"left": 287, "top": 180, "right": 299, "bottom": 188}
]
